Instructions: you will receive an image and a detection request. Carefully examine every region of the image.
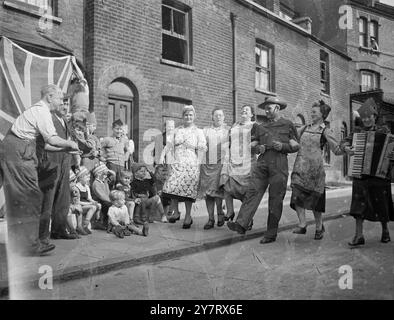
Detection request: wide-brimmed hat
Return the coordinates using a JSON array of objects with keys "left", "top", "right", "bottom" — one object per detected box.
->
[{"left": 258, "top": 97, "right": 287, "bottom": 110}]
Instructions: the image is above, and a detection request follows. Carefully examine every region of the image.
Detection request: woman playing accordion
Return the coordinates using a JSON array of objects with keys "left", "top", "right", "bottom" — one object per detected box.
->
[{"left": 342, "top": 98, "right": 394, "bottom": 246}]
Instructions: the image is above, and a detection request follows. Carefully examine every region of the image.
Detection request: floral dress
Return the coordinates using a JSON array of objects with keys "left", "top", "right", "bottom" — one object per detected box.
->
[
  {"left": 290, "top": 123, "right": 342, "bottom": 212},
  {"left": 198, "top": 125, "right": 230, "bottom": 199},
  {"left": 162, "top": 125, "right": 207, "bottom": 202}
]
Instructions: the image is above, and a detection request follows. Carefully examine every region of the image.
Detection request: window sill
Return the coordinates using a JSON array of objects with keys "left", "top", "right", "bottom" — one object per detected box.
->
[
  {"left": 359, "top": 46, "right": 380, "bottom": 55},
  {"left": 255, "top": 88, "right": 277, "bottom": 96},
  {"left": 320, "top": 91, "right": 330, "bottom": 98},
  {"left": 3, "top": 0, "right": 62, "bottom": 24},
  {"left": 160, "top": 58, "right": 195, "bottom": 71}
]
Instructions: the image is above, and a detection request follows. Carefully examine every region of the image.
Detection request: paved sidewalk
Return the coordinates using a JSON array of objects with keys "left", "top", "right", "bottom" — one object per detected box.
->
[{"left": 0, "top": 185, "right": 360, "bottom": 296}]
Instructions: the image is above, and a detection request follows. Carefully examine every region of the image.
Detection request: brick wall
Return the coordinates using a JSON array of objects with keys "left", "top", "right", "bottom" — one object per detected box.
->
[
  {"left": 0, "top": 0, "right": 84, "bottom": 60},
  {"left": 86, "top": 0, "right": 354, "bottom": 181}
]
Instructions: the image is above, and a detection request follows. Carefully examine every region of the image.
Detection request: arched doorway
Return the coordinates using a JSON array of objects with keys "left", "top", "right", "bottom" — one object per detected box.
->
[{"left": 108, "top": 79, "right": 139, "bottom": 161}]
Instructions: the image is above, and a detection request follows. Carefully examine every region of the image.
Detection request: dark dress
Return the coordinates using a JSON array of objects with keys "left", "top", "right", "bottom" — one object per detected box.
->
[{"left": 349, "top": 126, "right": 394, "bottom": 222}]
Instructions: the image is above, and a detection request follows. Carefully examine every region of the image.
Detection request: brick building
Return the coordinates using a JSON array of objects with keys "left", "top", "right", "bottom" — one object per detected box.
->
[
  {"left": 0, "top": 0, "right": 84, "bottom": 59},
  {"left": 3, "top": 0, "right": 394, "bottom": 182},
  {"left": 83, "top": 0, "right": 357, "bottom": 181}
]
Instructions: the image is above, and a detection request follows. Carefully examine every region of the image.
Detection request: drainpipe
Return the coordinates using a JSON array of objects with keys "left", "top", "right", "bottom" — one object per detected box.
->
[{"left": 231, "top": 12, "right": 238, "bottom": 122}]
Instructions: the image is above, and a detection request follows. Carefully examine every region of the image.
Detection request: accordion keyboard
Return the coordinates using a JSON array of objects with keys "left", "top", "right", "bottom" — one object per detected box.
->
[{"left": 349, "top": 132, "right": 367, "bottom": 177}]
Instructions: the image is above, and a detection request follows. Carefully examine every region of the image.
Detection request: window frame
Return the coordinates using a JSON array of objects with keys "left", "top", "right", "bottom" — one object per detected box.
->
[
  {"left": 320, "top": 50, "right": 330, "bottom": 95},
  {"left": 255, "top": 40, "right": 275, "bottom": 94},
  {"left": 359, "top": 17, "right": 368, "bottom": 47},
  {"left": 3, "top": 0, "right": 60, "bottom": 20},
  {"left": 360, "top": 70, "right": 380, "bottom": 92},
  {"left": 161, "top": 0, "right": 193, "bottom": 67}
]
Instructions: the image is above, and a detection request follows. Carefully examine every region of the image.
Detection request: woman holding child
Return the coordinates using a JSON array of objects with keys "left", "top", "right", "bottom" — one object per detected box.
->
[{"left": 163, "top": 105, "right": 207, "bottom": 229}]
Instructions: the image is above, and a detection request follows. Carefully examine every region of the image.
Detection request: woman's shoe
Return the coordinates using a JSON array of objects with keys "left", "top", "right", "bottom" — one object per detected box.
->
[
  {"left": 76, "top": 227, "right": 88, "bottom": 236},
  {"left": 293, "top": 226, "right": 307, "bottom": 234},
  {"left": 224, "top": 212, "right": 235, "bottom": 222},
  {"left": 381, "top": 231, "right": 391, "bottom": 243},
  {"left": 182, "top": 218, "right": 193, "bottom": 229},
  {"left": 348, "top": 235, "right": 365, "bottom": 247},
  {"left": 168, "top": 214, "right": 181, "bottom": 224},
  {"left": 204, "top": 220, "right": 215, "bottom": 230},
  {"left": 314, "top": 224, "right": 325, "bottom": 240},
  {"left": 247, "top": 220, "right": 253, "bottom": 231},
  {"left": 217, "top": 216, "right": 225, "bottom": 227}
]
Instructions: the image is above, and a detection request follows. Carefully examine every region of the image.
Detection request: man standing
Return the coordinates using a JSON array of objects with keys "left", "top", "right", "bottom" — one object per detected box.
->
[
  {"left": 0, "top": 85, "right": 79, "bottom": 256},
  {"left": 37, "top": 95, "right": 78, "bottom": 241},
  {"left": 227, "top": 97, "right": 299, "bottom": 244}
]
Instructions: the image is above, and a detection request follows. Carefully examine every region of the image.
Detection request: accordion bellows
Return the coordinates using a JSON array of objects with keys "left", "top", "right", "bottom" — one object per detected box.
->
[{"left": 349, "top": 131, "right": 394, "bottom": 179}]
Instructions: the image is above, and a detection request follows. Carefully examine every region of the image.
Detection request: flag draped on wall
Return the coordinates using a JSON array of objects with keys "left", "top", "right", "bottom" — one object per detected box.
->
[{"left": 0, "top": 36, "right": 85, "bottom": 217}]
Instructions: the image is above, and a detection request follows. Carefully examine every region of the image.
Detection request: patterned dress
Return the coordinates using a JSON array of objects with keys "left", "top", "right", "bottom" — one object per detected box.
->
[
  {"left": 198, "top": 125, "right": 230, "bottom": 199},
  {"left": 162, "top": 125, "right": 207, "bottom": 202},
  {"left": 290, "top": 123, "right": 342, "bottom": 212},
  {"left": 220, "top": 121, "right": 257, "bottom": 201}
]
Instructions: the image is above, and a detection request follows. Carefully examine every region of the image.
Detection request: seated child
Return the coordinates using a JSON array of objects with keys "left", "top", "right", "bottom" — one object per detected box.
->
[
  {"left": 153, "top": 164, "right": 171, "bottom": 218},
  {"left": 131, "top": 163, "right": 167, "bottom": 225},
  {"left": 67, "top": 170, "right": 87, "bottom": 237},
  {"left": 115, "top": 170, "right": 136, "bottom": 222},
  {"left": 91, "top": 164, "right": 116, "bottom": 230},
  {"left": 107, "top": 190, "right": 149, "bottom": 238},
  {"left": 75, "top": 166, "right": 102, "bottom": 234}
]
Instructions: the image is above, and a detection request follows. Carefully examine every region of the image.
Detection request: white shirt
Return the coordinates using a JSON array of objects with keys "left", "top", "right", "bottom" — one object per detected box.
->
[
  {"left": 108, "top": 205, "right": 130, "bottom": 226},
  {"left": 11, "top": 100, "right": 57, "bottom": 142}
]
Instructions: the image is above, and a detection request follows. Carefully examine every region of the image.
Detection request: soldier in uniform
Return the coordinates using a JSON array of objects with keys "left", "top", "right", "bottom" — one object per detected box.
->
[
  {"left": 227, "top": 97, "right": 299, "bottom": 244},
  {"left": 0, "top": 85, "right": 79, "bottom": 256}
]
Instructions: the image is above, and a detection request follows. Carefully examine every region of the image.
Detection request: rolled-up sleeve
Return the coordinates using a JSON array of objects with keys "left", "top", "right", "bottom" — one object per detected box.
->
[{"left": 35, "top": 106, "right": 57, "bottom": 142}]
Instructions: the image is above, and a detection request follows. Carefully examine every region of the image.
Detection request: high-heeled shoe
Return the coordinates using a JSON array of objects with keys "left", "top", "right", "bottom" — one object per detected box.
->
[
  {"left": 182, "top": 218, "right": 193, "bottom": 229},
  {"left": 348, "top": 235, "right": 365, "bottom": 247},
  {"left": 224, "top": 212, "right": 235, "bottom": 222},
  {"left": 314, "top": 224, "right": 325, "bottom": 240},
  {"left": 168, "top": 214, "right": 181, "bottom": 224},
  {"left": 293, "top": 226, "right": 307, "bottom": 234}
]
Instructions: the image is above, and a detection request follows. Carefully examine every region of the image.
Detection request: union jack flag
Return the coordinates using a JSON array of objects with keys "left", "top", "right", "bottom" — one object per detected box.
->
[{"left": 0, "top": 36, "right": 84, "bottom": 217}]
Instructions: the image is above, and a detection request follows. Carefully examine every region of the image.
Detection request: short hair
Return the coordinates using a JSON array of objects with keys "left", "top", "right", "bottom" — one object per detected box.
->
[
  {"left": 120, "top": 170, "right": 133, "bottom": 179},
  {"left": 241, "top": 104, "right": 256, "bottom": 121},
  {"left": 41, "top": 84, "right": 61, "bottom": 99},
  {"left": 312, "top": 100, "right": 331, "bottom": 120},
  {"left": 110, "top": 190, "right": 125, "bottom": 202},
  {"left": 112, "top": 119, "right": 124, "bottom": 128},
  {"left": 211, "top": 107, "right": 225, "bottom": 118}
]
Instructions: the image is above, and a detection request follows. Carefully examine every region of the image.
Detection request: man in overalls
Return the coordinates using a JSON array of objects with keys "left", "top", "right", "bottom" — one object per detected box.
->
[{"left": 227, "top": 97, "right": 299, "bottom": 244}]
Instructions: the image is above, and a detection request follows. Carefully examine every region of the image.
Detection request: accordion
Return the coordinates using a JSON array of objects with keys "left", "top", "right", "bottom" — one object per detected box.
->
[{"left": 348, "top": 131, "right": 394, "bottom": 179}]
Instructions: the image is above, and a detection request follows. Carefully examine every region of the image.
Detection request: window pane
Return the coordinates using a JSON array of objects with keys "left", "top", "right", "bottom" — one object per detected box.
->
[
  {"left": 162, "top": 34, "right": 188, "bottom": 64},
  {"left": 173, "top": 10, "right": 186, "bottom": 35},
  {"left": 320, "top": 62, "right": 326, "bottom": 80},
  {"left": 255, "top": 47, "right": 261, "bottom": 65},
  {"left": 162, "top": 6, "right": 172, "bottom": 31},
  {"left": 259, "top": 47, "right": 268, "bottom": 68},
  {"left": 359, "top": 19, "right": 365, "bottom": 32},
  {"left": 257, "top": 70, "right": 269, "bottom": 91}
]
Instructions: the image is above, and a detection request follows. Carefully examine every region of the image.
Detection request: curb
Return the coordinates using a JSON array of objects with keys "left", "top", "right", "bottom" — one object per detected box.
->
[{"left": 0, "top": 210, "right": 349, "bottom": 297}]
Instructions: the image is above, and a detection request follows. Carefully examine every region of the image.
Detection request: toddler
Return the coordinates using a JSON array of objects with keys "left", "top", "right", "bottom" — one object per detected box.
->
[
  {"left": 107, "top": 190, "right": 149, "bottom": 238},
  {"left": 116, "top": 170, "right": 136, "bottom": 221}
]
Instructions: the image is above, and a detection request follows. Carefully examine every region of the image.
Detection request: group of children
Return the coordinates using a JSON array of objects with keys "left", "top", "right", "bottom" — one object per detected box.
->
[{"left": 65, "top": 115, "right": 169, "bottom": 239}]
